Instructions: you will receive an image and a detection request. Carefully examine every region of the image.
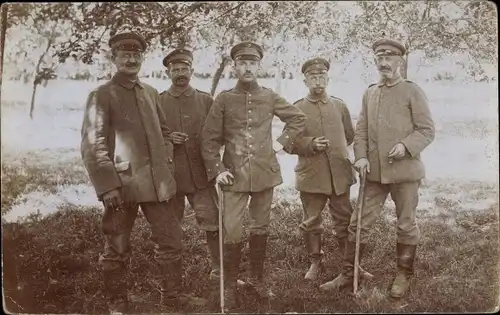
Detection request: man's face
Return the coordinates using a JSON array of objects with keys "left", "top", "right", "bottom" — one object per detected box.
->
[
  {"left": 113, "top": 50, "right": 143, "bottom": 75},
  {"left": 167, "top": 62, "right": 193, "bottom": 87},
  {"left": 234, "top": 59, "right": 260, "bottom": 83},
  {"left": 375, "top": 54, "right": 402, "bottom": 80},
  {"left": 304, "top": 70, "right": 329, "bottom": 95}
]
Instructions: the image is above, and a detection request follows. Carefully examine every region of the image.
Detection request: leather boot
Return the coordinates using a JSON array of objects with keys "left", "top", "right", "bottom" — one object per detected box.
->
[
  {"left": 390, "top": 243, "right": 417, "bottom": 298},
  {"left": 223, "top": 242, "right": 244, "bottom": 312},
  {"left": 206, "top": 231, "right": 247, "bottom": 287},
  {"left": 159, "top": 259, "right": 183, "bottom": 309},
  {"left": 304, "top": 232, "right": 323, "bottom": 281},
  {"left": 319, "top": 240, "right": 366, "bottom": 292},
  {"left": 206, "top": 230, "right": 221, "bottom": 280},
  {"left": 159, "top": 259, "right": 207, "bottom": 310},
  {"left": 103, "top": 267, "right": 129, "bottom": 314},
  {"left": 248, "top": 233, "right": 274, "bottom": 298},
  {"left": 337, "top": 237, "right": 374, "bottom": 281}
]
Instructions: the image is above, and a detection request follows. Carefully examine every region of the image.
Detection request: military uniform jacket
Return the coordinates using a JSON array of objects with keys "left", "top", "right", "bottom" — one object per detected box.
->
[
  {"left": 201, "top": 80, "right": 306, "bottom": 192},
  {"left": 81, "top": 72, "right": 176, "bottom": 203},
  {"left": 159, "top": 85, "right": 214, "bottom": 194},
  {"left": 288, "top": 94, "right": 356, "bottom": 196},
  {"left": 353, "top": 78, "right": 435, "bottom": 183}
]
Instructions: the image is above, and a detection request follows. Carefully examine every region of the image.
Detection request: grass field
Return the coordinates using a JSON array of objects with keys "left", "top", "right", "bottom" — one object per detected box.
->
[{"left": 1, "top": 78, "right": 499, "bottom": 313}]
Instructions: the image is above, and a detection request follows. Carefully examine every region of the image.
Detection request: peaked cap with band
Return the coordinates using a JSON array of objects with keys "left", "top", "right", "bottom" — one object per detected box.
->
[
  {"left": 230, "top": 41, "right": 264, "bottom": 61},
  {"left": 372, "top": 38, "right": 406, "bottom": 56},
  {"left": 108, "top": 32, "right": 148, "bottom": 51},
  {"left": 301, "top": 57, "right": 330, "bottom": 74},
  {"left": 163, "top": 48, "right": 194, "bottom": 67}
]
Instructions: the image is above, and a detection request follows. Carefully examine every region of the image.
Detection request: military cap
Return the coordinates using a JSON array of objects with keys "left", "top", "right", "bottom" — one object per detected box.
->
[
  {"left": 372, "top": 38, "right": 406, "bottom": 56},
  {"left": 301, "top": 57, "right": 330, "bottom": 74},
  {"left": 230, "top": 41, "right": 264, "bottom": 61},
  {"left": 163, "top": 48, "right": 193, "bottom": 67},
  {"left": 108, "top": 32, "right": 147, "bottom": 52}
]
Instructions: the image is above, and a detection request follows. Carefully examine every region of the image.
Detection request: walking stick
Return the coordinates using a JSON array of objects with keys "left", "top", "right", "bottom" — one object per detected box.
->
[
  {"left": 217, "top": 184, "right": 225, "bottom": 313},
  {"left": 353, "top": 173, "right": 367, "bottom": 295}
]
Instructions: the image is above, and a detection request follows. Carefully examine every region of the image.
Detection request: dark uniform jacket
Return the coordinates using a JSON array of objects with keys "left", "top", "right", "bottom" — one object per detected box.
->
[
  {"left": 354, "top": 78, "right": 435, "bottom": 183},
  {"left": 288, "top": 94, "right": 356, "bottom": 196},
  {"left": 81, "top": 72, "right": 176, "bottom": 203},
  {"left": 201, "top": 80, "right": 307, "bottom": 192},
  {"left": 159, "top": 85, "right": 214, "bottom": 194}
]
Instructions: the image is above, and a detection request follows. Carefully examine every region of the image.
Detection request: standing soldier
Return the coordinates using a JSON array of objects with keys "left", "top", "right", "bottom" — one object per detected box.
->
[
  {"left": 320, "top": 39, "right": 435, "bottom": 298},
  {"left": 201, "top": 42, "right": 306, "bottom": 309},
  {"left": 159, "top": 48, "right": 221, "bottom": 281},
  {"left": 81, "top": 32, "right": 203, "bottom": 313},
  {"left": 286, "top": 58, "right": 370, "bottom": 281}
]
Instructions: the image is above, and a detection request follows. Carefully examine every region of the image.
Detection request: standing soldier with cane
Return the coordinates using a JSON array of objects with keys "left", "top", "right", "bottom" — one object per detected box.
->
[
  {"left": 320, "top": 38, "right": 435, "bottom": 297},
  {"left": 159, "top": 48, "right": 222, "bottom": 281},
  {"left": 201, "top": 41, "right": 306, "bottom": 311},
  {"left": 81, "top": 32, "right": 204, "bottom": 313}
]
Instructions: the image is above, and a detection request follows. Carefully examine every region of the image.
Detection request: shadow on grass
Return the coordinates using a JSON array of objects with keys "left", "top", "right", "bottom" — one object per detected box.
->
[{"left": 2, "top": 197, "right": 499, "bottom": 314}]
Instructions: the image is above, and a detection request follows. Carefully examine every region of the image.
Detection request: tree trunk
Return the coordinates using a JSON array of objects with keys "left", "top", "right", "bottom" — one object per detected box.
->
[
  {"left": 29, "top": 83, "right": 38, "bottom": 119},
  {"left": 276, "top": 61, "right": 282, "bottom": 95},
  {"left": 401, "top": 53, "right": 409, "bottom": 79},
  {"left": 210, "top": 55, "right": 231, "bottom": 97},
  {"left": 0, "top": 4, "right": 8, "bottom": 101}
]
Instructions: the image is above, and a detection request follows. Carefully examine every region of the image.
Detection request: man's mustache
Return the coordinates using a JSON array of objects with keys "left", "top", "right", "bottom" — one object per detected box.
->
[
  {"left": 379, "top": 66, "right": 391, "bottom": 71},
  {"left": 175, "top": 75, "right": 189, "bottom": 81},
  {"left": 126, "top": 63, "right": 139, "bottom": 67}
]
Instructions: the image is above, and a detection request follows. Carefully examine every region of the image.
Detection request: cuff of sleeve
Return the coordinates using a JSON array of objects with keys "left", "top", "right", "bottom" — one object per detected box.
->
[
  {"left": 277, "top": 133, "right": 295, "bottom": 152},
  {"left": 353, "top": 156, "right": 368, "bottom": 164},
  {"left": 399, "top": 140, "right": 415, "bottom": 157},
  {"left": 96, "top": 183, "right": 122, "bottom": 201},
  {"left": 206, "top": 161, "right": 226, "bottom": 182},
  {"left": 308, "top": 137, "right": 317, "bottom": 153}
]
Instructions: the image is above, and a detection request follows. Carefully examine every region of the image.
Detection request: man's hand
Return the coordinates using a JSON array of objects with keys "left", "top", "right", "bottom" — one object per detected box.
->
[
  {"left": 102, "top": 189, "right": 123, "bottom": 211},
  {"left": 354, "top": 158, "right": 370, "bottom": 179},
  {"left": 388, "top": 143, "right": 407, "bottom": 160},
  {"left": 312, "top": 136, "right": 330, "bottom": 152},
  {"left": 216, "top": 171, "right": 234, "bottom": 186},
  {"left": 171, "top": 132, "right": 189, "bottom": 144}
]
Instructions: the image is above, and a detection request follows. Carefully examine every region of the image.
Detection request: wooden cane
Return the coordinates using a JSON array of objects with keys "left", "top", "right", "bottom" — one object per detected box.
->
[
  {"left": 217, "top": 184, "right": 225, "bottom": 313},
  {"left": 353, "top": 173, "right": 367, "bottom": 295}
]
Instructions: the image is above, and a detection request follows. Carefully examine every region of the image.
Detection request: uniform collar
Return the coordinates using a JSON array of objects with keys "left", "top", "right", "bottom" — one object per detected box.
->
[
  {"left": 235, "top": 80, "right": 260, "bottom": 93},
  {"left": 111, "top": 72, "right": 144, "bottom": 90},
  {"left": 305, "top": 93, "right": 328, "bottom": 104},
  {"left": 167, "top": 84, "right": 195, "bottom": 97},
  {"left": 378, "top": 76, "right": 404, "bottom": 87}
]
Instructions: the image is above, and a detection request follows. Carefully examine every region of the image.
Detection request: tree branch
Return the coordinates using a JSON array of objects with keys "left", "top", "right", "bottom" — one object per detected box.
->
[
  {"left": 193, "top": 2, "right": 247, "bottom": 32},
  {"left": 382, "top": 3, "right": 399, "bottom": 25}
]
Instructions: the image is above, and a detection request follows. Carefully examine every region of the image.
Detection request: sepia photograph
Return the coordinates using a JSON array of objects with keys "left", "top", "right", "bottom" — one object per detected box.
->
[{"left": 1, "top": 1, "right": 498, "bottom": 314}]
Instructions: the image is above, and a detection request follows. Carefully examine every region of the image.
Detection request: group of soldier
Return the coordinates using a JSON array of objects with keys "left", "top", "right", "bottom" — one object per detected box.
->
[{"left": 80, "top": 31, "right": 435, "bottom": 314}]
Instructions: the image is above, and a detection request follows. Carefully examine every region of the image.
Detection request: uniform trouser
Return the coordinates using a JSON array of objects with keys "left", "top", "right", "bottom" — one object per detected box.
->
[
  {"left": 172, "top": 186, "right": 219, "bottom": 232},
  {"left": 299, "top": 190, "right": 354, "bottom": 238},
  {"left": 99, "top": 200, "right": 183, "bottom": 271},
  {"left": 222, "top": 188, "right": 274, "bottom": 244},
  {"left": 347, "top": 180, "right": 421, "bottom": 245}
]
